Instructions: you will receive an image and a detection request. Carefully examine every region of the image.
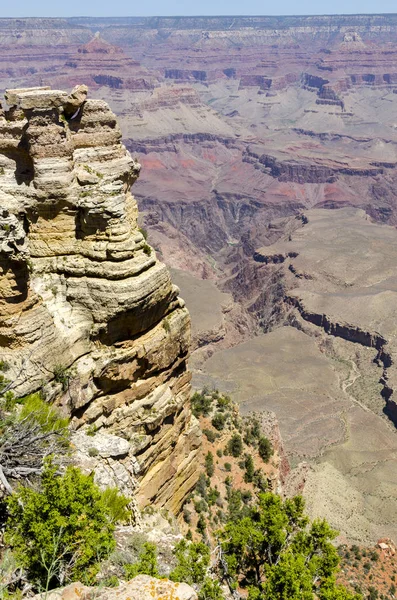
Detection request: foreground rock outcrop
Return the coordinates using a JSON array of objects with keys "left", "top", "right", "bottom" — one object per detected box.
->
[
  {"left": 0, "top": 85, "right": 201, "bottom": 512},
  {"left": 32, "top": 576, "right": 198, "bottom": 600}
]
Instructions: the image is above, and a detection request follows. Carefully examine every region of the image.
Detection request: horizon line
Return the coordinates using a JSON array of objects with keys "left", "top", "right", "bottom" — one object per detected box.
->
[{"left": 1, "top": 12, "right": 397, "bottom": 19}]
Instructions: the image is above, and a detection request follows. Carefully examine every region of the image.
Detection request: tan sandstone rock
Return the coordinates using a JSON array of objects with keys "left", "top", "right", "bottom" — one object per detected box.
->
[
  {"left": 32, "top": 576, "right": 198, "bottom": 600},
  {"left": 0, "top": 86, "right": 201, "bottom": 512}
]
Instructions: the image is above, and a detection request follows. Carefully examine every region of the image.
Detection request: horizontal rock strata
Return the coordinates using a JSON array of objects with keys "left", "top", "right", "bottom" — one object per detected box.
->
[{"left": 0, "top": 85, "right": 201, "bottom": 512}]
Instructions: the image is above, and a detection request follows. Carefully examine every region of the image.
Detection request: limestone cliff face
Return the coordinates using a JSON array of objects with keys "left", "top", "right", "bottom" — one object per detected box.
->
[{"left": 0, "top": 85, "right": 201, "bottom": 513}]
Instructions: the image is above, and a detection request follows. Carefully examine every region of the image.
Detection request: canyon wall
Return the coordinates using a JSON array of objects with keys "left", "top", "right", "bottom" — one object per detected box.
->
[{"left": 0, "top": 85, "right": 201, "bottom": 513}]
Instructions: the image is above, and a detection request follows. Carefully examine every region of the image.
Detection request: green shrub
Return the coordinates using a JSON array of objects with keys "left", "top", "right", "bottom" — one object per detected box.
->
[
  {"left": 258, "top": 436, "right": 273, "bottom": 462},
  {"left": 224, "top": 462, "right": 232, "bottom": 472},
  {"left": 211, "top": 412, "right": 227, "bottom": 431},
  {"left": 243, "top": 417, "right": 262, "bottom": 446},
  {"left": 170, "top": 539, "right": 210, "bottom": 585},
  {"left": 196, "top": 473, "right": 209, "bottom": 499},
  {"left": 241, "top": 490, "right": 252, "bottom": 504},
  {"left": 367, "top": 586, "right": 378, "bottom": 600},
  {"left": 142, "top": 243, "right": 152, "bottom": 256},
  {"left": 221, "top": 492, "right": 362, "bottom": 600},
  {"left": 53, "top": 365, "right": 70, "bottom": 391},
  {"left": 183, "top": 506, "right": 192, "bottom": 524},
  {"left": 191, "top": 392, "right": 212, "bottom": 417},
  {"left": 100, "top": 488, "right": 130, "bottom": 524},
  {"left": 5, "top": 462, "right": 128, "bottom": 590},
  {"left": 162, "top": 317, "right": 171, "bottom": 333},
  {"left": 197, "top": 514, "right": 206, "bottom": 535},
  {"left": 124, "top": 542, "right": 159, "bottom": 579},
  {"left": 217, "top": 509, "right": 226, "bottom": 523},
  {"left": 102, "top": 575, "right": 119, "bottom": 587},
  {"left": 198, "top": 577, "right": 225, "bottom": 600},
  {"left": 208, "top": 488, "right": 221, "bottom": 506},
  {"left": 216, "top": 448, "right": 223, "bottom": 457},
  {"left": 205, "top": 452, "right": 215, "bottom": 478},
  {"left": 86, "top": 424, "right": 97, "bottom": 437},
  {"left": 203, "top": 428, "right": 218, "bottom": 443},
  {"left": 227, "top": 490, "right": 243, "bottom": 520},
  {"left": 253, "top": 468, "right": 268, "bottom": 492},
  {"left": 216, "top": 395, "right": 231, "bottom": 409},
  {"left": 18, "top": 393, "right": 69, "bottom": 433},
  {"left": 194, "top": 499, "right": 208, "bottom": 514},
  {"left": 227, "top": 434, "right": 243, "bottom": 457},
  {"left": 243, "top": 454, "right": 255, "bottom": 483}
]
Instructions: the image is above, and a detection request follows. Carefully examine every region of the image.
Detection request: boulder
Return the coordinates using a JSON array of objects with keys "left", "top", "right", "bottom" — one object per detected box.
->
[
  {"left": 32, "top": 576, "right": 198, "bottom": 599},
  {"left": 71, "top": 431, "right": 130, "bottom": 459}
]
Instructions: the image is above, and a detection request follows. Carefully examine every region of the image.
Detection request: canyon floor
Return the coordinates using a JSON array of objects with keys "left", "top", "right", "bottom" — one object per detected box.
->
[{"left": 183, "top": 208, "right": 397, "bottom": 544}]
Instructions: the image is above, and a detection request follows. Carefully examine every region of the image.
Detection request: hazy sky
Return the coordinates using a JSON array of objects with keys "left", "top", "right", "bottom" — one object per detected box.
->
[{"left": 2, "top": 0, "right": 397, "bottom": 18}]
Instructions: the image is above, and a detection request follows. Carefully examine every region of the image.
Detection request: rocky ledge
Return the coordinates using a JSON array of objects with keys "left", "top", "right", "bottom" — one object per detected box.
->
[
  {"left": 0, "top": 85, "right": 201, "bottom": 512},
  {"left": 32, "top": 576, "right": 197, "bottom": 600}
]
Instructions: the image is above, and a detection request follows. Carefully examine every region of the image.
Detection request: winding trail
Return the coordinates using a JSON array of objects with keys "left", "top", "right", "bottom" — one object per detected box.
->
[{"left": 342, "top": 359, "right": 361, "bottom": 393}]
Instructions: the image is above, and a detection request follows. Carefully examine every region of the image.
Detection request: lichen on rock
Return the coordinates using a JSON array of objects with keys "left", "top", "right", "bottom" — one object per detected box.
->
[
  {"left": 31, "top": 576, "right": 198, "bottom": 600},
  {"left": 0, "top": 85, "right": 201, "bottom": 513}
]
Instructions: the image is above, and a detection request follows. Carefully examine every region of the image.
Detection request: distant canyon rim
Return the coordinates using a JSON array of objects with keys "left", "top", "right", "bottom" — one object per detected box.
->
[{"left": 2, "top": 14, "right": 397, "bottom": 543}]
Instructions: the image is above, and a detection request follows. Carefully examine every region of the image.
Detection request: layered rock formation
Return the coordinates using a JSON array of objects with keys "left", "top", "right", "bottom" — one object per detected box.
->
[
  {"left": 60, "top": 33, "right": 158, "bottom": 91},
  {"left": 0, "top": 85, "right": 200, "bottom": 513},
  {"left": 3, "top": 16, "right": 397, "bottom": 270}
]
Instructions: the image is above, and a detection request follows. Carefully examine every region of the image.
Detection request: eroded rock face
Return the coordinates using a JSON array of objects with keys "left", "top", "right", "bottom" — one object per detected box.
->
[{"left": 0, "top": 85, "right": 201, "bottom": 512}]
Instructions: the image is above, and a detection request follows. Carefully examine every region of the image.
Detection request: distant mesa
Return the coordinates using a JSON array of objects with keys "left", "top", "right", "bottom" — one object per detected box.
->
[
  {"left": 343, "top": 31, "right": 364, "bottom": 43},
  {"left": 340, "top": 30, "right": 366, "bottom": 51},
  {"left": 77, "top": 34, "right": 127, "bottom": 57},
  {"left": 63, "top": 34, "right": 157, "bottom": 91}
]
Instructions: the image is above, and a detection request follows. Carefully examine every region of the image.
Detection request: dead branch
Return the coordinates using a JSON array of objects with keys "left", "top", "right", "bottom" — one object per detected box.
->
[{"left": 0, "top": 414, "right": 69, "bottom": 495}]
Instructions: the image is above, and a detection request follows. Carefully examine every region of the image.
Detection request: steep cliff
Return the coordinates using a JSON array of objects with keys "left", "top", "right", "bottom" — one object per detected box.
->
[{"left": 0, "top": 85, "right": 201, "bottom": 513}]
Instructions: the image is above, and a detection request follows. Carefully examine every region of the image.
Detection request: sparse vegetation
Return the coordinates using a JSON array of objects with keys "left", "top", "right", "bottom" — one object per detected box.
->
[
  {"left": 124, "top": 542, "right": 159, "bottom": 579},
  {"left": 258, "top": 435, "right": 273, "bottom": 462},
  {"left": 205, "top": 451, "right": 214, "bottom": 478},
  {"left": 0, "top": 380, "right": 375, "bottom": 600},
  {"left": 53, "top": 364, "right": 70, "bottom": 391},
  {"left": 170, "top": 539, "right": 210, "bottom": 585},
  {"left": 218, "top": 492, "right": 361, "bottom": 600},
  {"left": 162, "top": 316, "right": 171, "bottom": 333},
  {"left": 142, "top": 242, "right": 152, "bottom": 256},
  {"left": 83, "top": 164, "right": 104, "bottom": 179},
  {"left": 226, "top": 433, "right": 243, "bottom": 457},
  {"left": 5, "top": 461, "right": 129, "bottom": 590},
  {"left": 203, "top": 428, "right": 218, "bottom": 442},
  {"left": 211, "top": 412, "right": 227, "bottom": 431},
  {"left": 243, "top": 453, "right": 255, "bottom": 483},
  {"left": 191, "top": 390, "right": 213, "bottom": 417}
]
